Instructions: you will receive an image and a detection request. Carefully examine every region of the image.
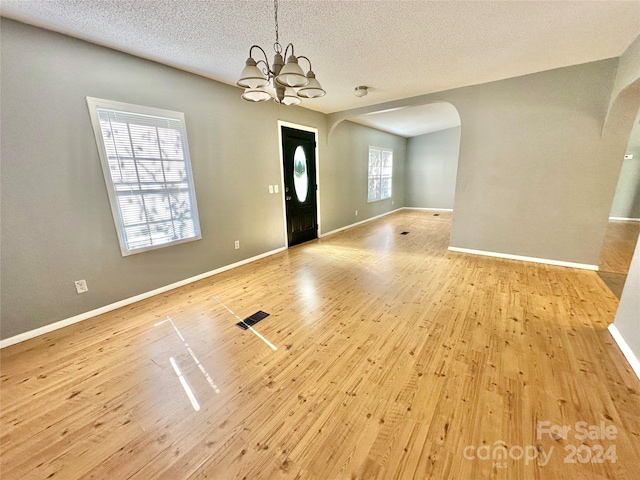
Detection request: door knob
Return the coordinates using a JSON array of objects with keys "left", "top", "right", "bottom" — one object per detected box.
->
[{"left": 286, "top": 195, "right": 292, "bottom": 201}]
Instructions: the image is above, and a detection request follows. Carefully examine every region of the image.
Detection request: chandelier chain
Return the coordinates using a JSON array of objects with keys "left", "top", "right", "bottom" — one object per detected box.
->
[{"left": 274, "top": 0, "right": 279, "bottom": 45}]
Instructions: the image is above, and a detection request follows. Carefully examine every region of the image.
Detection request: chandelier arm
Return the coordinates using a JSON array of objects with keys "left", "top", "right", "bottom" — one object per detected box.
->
[
  {"left": 249, "top": 45, "right": 272, "bottom": 74},
  {"left": 297, "top": 56, "right": 312, "bottom": 71},
  {"left": 249, "top": 45, "right": 269, "bottom": 63},
  {"left": 282, "top": 43, "right": 295, "bottom": 60},
  {"left": 255, "top": 60, "right": 273, "bottom": 78}
]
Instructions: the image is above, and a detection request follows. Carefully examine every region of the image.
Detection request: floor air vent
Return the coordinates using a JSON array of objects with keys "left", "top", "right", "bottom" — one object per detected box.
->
[{"left": 236, "top": 311, "right": 270, "bottom": 330}]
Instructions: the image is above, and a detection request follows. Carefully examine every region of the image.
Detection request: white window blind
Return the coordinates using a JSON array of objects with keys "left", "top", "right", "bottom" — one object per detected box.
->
[
  {"left": 86, "top": 98, "right": 201, "bottom": 256},
  {"left": 368, "top": 147, "right": 393, "bottom": 202}
]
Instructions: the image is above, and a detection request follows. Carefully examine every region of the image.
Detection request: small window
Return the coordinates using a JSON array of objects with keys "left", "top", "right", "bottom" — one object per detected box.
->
[
  {"left": 86, "top": 98, "right": 201, "bottom": 256},
  {"left": 293, "top": 145, "right": 309, "bottom": 202},
  {"left": 368, "top": 147, "right": 393, "bottom": 202}
]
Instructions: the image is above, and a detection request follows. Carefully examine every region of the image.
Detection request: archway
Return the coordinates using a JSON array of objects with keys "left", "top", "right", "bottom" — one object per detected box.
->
[
  {"left": 348, "top": 102, "right": 462, "bottom": 211},
  {"left": 597, "top": 78, "right": 640, "bottom": 297}
]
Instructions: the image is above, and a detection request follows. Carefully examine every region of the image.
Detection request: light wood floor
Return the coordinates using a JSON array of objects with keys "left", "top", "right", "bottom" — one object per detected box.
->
[
  {"left": 598, "top": 220, "right": 640, "bottom": 298},
  {"left": 1, "top": 210, "right": 639, "bottom": 480},
  {"left": 599, "top": 220, "right": 640, "bottom": 274}
]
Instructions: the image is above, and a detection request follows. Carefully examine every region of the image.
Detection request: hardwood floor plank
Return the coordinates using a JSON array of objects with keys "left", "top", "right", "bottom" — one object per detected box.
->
[{"left": 1, "top": 210, "right": 638, "bottom": 479}]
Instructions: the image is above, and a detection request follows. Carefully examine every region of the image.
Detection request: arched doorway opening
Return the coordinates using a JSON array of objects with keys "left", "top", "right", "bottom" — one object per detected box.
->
[
  {"left": 598, "top": 79, "right": 640, "bottom": 298},
  {"left": 349, "top": 102, "right": 462, "bottom": 211}
]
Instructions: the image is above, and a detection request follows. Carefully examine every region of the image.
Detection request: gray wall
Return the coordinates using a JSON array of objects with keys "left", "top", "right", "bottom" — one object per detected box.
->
[
  {"left": 321, "top": 120, "right": 406, "bottom": 234},
  {"left": 610, "top": 110, "right": 640, "bottom": 219},
  {"left": 405, "top": 127, "right": 460, "bottom": 209},
  {"left": 329, "top": 59, "right": 621, "bottom": 266},
  {"left": 448, "top": 60, "right": 619, "bottom": 265},
  {"left": 0, "top": 19, "right": 404, "bottom": 339},
  {"left": 608, "top": 35, "right": 640, "bottom": 374}
]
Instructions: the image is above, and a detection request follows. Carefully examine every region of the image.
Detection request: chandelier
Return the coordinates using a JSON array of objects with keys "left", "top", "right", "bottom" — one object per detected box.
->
[{"left": 237, "top": 0, "right": 326, "bottom": 105}]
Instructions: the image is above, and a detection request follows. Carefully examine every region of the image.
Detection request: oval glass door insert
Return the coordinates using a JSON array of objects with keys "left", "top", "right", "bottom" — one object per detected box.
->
[{"left": 293, "top": 146, "right": 308, "bottom": 202}]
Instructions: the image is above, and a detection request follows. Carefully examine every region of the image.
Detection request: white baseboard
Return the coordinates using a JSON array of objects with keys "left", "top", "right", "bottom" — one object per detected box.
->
[
  {"left": 319, "top": 208, "right": 403, "bottom": 238},
  {"left": 447, "top": 246, "right": 598, "bottom": 271},
  {"left": 0, "top": 246, "right": 287, "bottom": 349},
  {"left": 403, "top": 207, "right": 453, "bottom": 212},
  {"left": 608, "top": 324, "right": 640, "bottom": 380},
  {"left": 609, "top": 217, "right": 640, "bottom": 222}
]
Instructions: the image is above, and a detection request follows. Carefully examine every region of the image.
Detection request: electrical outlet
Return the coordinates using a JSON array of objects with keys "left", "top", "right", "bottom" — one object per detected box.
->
[
  {"left": 355, "top": 210, "right": 358, "bottom": 216},
  {"left": 234, "top": 240, "right": 240, "bottom": 250},
  {"left": 74, "top": 279, "right": 88, "bottom": 294},
  {"left": 268, "top": 185, "right": 274, "bottom": 194},
  {"left": 391, "top": 200, "right": 394, "bottom": 205}
]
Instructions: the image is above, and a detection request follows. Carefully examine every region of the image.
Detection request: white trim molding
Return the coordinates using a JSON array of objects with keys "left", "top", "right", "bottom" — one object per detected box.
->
[
  {"left": 0, "top": 247, "right": 287, "bottom": 349},
  {"left": 608, "top": 324, "right": 640, "bottom": 380},
  {"left": 447, "top": 246, "right": 598, "bottom": 271},
  {"left": 609, "top": 217, "right": 640, "bottom": 222},
  {"left": 319, "top": 208, "right": 403, "bottom": 238}
]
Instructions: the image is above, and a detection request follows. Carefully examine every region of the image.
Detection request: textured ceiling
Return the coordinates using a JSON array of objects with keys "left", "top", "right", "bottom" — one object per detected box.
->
[
  {"left": 1, "top": 0, "right": 639, "bottom": 124},
  {"left": 351, "top": 102, "right": 461, "bottom": 138}
]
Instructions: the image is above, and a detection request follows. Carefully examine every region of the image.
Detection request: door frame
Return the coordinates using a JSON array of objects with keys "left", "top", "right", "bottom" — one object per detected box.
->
[{"left": 277, "top": 120, "right": 321, "bottom": 246}]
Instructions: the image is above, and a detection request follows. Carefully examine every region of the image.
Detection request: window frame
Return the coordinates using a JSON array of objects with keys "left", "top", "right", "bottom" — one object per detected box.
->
[
  {"left": 86, "top": 97, "right": 202, "bottom": 256},
  {"left": 367, "top": 146, "right": 393, "bottom": 203}
]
